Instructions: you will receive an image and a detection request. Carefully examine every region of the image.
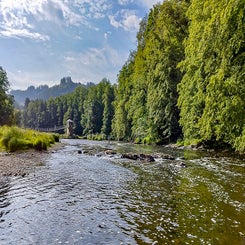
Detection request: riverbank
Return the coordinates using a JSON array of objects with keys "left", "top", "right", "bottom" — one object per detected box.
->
[{"left": 0, "top": 142, "right": 63, "bottom": 177}]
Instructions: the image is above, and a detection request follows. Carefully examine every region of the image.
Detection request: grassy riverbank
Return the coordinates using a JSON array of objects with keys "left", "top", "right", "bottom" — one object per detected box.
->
[{"left": 0, "top": 126, "right": 59, "bottom": 152}]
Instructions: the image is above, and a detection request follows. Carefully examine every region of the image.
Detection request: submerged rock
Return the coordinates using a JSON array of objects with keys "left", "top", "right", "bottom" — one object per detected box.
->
[
  {"left": 121, "top": 153, "right": 155, "bottom": 162},
  {"left": 139, "top": 154, "right": 155, "bottom": 162},
  {"left": 121, "top": 153, "right": 139, "bottom": 160},
  {"left": 153, "top": 153, "right": 176, "bottom": 160},
  {"left": 105, "top": 149, "right": 116, "bottom": 155}
]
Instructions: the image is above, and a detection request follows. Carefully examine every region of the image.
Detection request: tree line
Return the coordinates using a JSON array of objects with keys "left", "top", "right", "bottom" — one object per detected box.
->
[
  {"left": 1, "top": 0, "right": 245, "bottom": 151},
  {"left": 16, "top": 78, "right": 115, "bottom": 139}
]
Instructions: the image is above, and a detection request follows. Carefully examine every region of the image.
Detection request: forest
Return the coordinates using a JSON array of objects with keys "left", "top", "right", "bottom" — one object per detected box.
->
[{"left": 1, "top": 0, "right": 245, "bottom": 152}]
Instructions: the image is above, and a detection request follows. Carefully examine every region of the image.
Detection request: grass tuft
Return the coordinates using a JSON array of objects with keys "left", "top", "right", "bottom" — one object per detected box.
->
[{"left": 0, "top": 126, "right": 59, "bottom": 152}]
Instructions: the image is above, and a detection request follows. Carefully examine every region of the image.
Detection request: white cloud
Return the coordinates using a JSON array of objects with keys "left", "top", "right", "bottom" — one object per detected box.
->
[
  {"left": 63, "top": 45, "right": 126, "bottom": 83},
  {"left": 0, "top": 0, "right": 100, "bottom": 40},
  {"left": 122, "top": 14, "right": 141, "bottom": 32},
  {"left": 0, "top": 0, "right": 147, "bottom": 40},
  {"left": 1, "top": 0, "right": 154, "bottom": 89},
  {"left": 0, "top": 27, "right": 49, "bottom": 41},
  {"left": 118, "top": 0, "right": 132, "bottom": 5},
  {"left": 104, "top": 31, "right": 111, "bottom": 39},
  {"left": 42, "top": 0, "right": 85, "bottom": 26},
  {"left": 109, "top": 10, "right": 141, "bottom": 32},
  {"left": 8, "top": 69, "right": 58, "bottom": 90},
  {"left": 109, "top": 15, "right": 121, "bottom": 29},
  {"left": 74, "top": 0, "right": 111, "bottom": 19},
  {"left": 138, "top": 0, "right": 160, "bottom": 9},
  {"left": 0, "top": 0, "right": 47, "bottom": 40}
]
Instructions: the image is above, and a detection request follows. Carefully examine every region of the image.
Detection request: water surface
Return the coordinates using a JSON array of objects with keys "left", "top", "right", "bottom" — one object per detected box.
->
[{"left": 0, "top": 139, "right": 244, "bottom": 244}]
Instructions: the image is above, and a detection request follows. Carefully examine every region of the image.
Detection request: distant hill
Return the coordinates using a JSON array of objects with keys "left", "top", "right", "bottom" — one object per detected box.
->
[{"left": 10, "top": 77, "right": 82, "bottom": 107}]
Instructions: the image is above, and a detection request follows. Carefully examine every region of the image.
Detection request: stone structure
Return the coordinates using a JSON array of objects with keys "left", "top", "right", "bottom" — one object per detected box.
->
[{"left": 66, "top": 119, "right": 74, "bottom": 137}]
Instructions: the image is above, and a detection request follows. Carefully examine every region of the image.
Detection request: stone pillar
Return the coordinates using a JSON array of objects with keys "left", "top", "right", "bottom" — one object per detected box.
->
[{"left": 66, "top": 119, "right": 74, "bottom": 137}]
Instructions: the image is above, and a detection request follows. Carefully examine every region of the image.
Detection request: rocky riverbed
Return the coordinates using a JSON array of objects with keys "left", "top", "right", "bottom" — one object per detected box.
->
[{"left": 0, "top": 143, "right": 62, "bottom": 177}]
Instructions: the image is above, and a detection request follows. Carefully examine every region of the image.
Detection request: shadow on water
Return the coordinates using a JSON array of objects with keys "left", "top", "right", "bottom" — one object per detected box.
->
[{"left": 0, "top": 139, "right": 244, "bottom": 244}]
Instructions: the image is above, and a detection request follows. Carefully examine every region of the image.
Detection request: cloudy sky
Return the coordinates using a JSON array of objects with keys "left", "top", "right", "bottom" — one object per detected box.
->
[{"left": 0, "top": 0, "right": 160, "bottom": 90}]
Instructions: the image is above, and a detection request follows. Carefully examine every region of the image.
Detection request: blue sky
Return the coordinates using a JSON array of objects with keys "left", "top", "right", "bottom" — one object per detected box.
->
[{"left": 0, "top": 0, "right": 160, "bottom": 90}]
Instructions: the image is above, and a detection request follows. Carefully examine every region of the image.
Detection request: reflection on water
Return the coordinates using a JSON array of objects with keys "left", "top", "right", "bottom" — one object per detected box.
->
[{"left": 0, "top": 139, "right": 244, "bottom": 244}]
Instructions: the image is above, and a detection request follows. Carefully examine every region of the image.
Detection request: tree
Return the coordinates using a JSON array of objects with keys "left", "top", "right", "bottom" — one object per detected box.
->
[
  {"left": 177, "top": 0, "right": 245, "bottom": 151},
  {"left": 0, "top": 67, "right": 14, "bottom": 125},
  {"left": 101, "top": 80, "right": 115, "bottom": 137},
  {"left": 81, "top": 83, "right": 103, "bottom": 135},
  {"left": 145, "top": 1, "right": 188, "bottom": 143},
  {"left": 112, "top": 52, "right": 135, "bottom": 140},
  {"left": 112, "top": 1, "right": 189, "bottom": 144}
]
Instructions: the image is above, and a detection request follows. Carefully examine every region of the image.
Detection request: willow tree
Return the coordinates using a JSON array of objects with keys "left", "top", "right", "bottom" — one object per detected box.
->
[{"left": 178, "top": 0, "right": 245, "bottom": 150}]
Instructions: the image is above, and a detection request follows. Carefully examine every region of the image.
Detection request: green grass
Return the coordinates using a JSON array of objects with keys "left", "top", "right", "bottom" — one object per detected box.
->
[{"left": 0, "top": 126, "right": 59, "bottom": 152}]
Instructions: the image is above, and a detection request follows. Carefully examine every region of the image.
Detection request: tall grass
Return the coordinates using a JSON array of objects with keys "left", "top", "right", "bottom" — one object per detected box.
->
[{"left": 0, "top": 126, "right": 59, "bottom": 152}]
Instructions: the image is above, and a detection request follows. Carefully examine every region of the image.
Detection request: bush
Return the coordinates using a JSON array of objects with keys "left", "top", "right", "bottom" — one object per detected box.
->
[
  {"left": 234, "top": 128, "right": 245, "bottom": 153},
  {"left": 86, "top": 133, "right": 107, "bottom": 141},
  {"left": 0, "top": 126, "right": 58, "bottom": 152},
  {"left": 0, "top": 126, "right": 23, "bottom": 151},
  {"left": 53, "top": 134, "right": 60, "bottom": 142},
  {"left": 134, "top": 137, "right": 141, "bottom": 144},
  {"left": 33, "top": 139, "right": 45, "bottom": 151},
  {"left": 142, "top": 135, "right": 156, "bottom": 145},
  {"left": 8, "top": 137, "right": 21, "bottom": 152}
]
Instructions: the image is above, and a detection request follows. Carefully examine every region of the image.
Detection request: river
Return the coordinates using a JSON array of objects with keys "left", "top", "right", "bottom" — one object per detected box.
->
[{"left": 0, "top": 139, "right": 244, "bottom": 244}]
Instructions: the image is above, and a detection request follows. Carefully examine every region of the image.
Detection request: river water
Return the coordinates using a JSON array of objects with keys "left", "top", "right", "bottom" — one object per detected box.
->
[{"left": 0, "top": 139, "right": 244, "bottom": 245}]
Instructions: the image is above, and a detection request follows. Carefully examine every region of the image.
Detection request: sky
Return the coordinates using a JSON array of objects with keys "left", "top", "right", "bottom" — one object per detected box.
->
[{"left": 0, "top": 0, "right": 160, "bottom": 90}]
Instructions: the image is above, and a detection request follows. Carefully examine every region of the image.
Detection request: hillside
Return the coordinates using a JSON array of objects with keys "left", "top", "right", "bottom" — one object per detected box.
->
[{"left": 10, "top": 77, "right": 81, "bottom": 107}]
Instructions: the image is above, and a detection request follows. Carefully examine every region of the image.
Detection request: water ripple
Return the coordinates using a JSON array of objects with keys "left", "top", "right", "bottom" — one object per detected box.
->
[{"left": 0, "top": 139, "right": 244, "bottom": 244}]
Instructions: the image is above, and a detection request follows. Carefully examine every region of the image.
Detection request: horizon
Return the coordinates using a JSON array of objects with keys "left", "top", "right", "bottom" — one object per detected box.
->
[{"left": 10, "top": 76, "right": 90, "bottom": 92}]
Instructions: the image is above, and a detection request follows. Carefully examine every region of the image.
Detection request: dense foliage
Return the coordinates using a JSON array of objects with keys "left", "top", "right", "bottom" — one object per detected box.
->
[
  {"left": 20, "top": 79, "right": 115, "bottom": 139},
  {"left": 112, "top": 0, "right": 189, "bottom": 144},
  {"left": 177, "top": 0, "right": 245, "bottom": 151},
  {"left": 0, "top": 66, "right": 14, "bottom": 125},
  {"left": 2, "top": 0, "right": 245, "bottom": 152}
]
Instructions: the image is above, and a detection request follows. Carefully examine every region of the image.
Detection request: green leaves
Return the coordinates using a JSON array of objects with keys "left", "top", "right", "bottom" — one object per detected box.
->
[
  {"left": 0, "top": 67, "right": 14, "bottom": 126},
  {"left": 177, "top": 0, "right": 245, "bottom": 151},
  {"left": 112, "top": 0, "right": 188, "bottom": 144}
]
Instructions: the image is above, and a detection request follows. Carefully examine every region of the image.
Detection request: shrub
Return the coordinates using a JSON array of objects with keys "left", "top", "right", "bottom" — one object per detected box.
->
[
  {"left": 8, "top": 137, "right": 21, "bottom": 152},
  {"left": 134, "top": 137, "right": 141, "bottom": 144},
  {"left": 53, "top": 134, "right": 60, "bottom": 142},
  {"left": 0, "top": 126, "right": 58, "bottom": 152},
  {"left": 33, "top": 139, "right": 44, "bottom": 151},
  {"left": 142, "top": 136, "right": 156, "bottom": 145},
  {"left": 0, "top": 126, "right": 23, "bottom": 151}
]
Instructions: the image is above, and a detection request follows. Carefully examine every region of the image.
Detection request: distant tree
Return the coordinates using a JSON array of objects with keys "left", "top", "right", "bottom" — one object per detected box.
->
[
  {"left": 81, "top": 82, "right": 104, "bottom": 135},
  {"left": 101, "top": 79, "right": 115, "bottom": 137}
]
